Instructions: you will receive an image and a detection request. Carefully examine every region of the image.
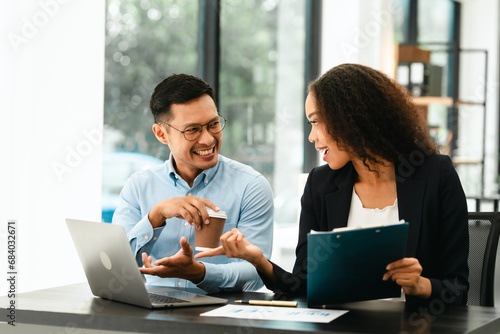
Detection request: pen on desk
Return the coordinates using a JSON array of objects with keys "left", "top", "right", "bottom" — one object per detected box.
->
[{"left": 235, "top": 300, "right": 298, "bottom": 307}]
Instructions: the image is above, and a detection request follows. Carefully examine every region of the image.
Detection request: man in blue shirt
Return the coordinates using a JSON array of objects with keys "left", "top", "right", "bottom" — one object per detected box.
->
[{"left": 112, "top": 74, "right": 274, "bottom": 293}]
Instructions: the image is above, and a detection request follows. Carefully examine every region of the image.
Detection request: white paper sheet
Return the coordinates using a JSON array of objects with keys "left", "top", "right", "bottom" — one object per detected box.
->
[{"left": 200, "top": 304, "right": 348, "bottom": 323}]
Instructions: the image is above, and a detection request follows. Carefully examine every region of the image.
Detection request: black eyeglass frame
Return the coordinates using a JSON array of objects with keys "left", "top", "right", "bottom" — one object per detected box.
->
[{"left": 157, "top": 115, "right": 227, "bottom": 141}]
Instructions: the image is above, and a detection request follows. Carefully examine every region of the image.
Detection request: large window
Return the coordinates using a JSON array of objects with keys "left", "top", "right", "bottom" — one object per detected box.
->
[
  {"left": 103, "top": 0, "right": 306, "bottom": 225},
  {"left": 104, "top": 0, "right": 198, "bottom": 158},
  {"left": 103, "top": 0, "right": 200, "bottom": 222},
  {"left": 219, "top": 0, "right": 305, "bottom": 225}
]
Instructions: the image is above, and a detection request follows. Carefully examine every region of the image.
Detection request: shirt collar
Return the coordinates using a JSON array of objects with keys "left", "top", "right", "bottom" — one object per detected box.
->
[{"left": 167, "top": 154, "right": 180, "bottom": 185}]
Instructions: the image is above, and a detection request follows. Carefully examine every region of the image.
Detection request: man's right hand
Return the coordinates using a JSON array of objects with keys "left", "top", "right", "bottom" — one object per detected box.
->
[{"left": 148, "top": 196, "right": 219, "bottom": 229}]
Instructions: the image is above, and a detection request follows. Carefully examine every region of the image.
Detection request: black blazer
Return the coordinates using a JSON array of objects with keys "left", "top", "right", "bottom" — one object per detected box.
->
[{"left": 262, "top": 154, "right": 469, "bottom": 307}]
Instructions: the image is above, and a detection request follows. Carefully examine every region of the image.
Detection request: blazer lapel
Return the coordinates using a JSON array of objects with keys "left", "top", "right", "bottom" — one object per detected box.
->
[
  {"left": 325, "top": 163, "right": 356, "bottom": 230},
  {"left": 396, "top": 173, "right": 426, "bottom": 257},
  {"left": 322, "top": 160, "right": 426, "bottom": 256}
]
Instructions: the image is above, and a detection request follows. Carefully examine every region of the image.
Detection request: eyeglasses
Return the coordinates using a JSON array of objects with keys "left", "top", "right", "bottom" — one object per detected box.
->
[{"left": 158, "top": 115, "right": 227, "bottom": 141}]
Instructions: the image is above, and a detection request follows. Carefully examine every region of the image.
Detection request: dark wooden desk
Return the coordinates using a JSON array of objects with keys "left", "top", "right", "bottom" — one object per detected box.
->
[{"left": 1, "top": 282, "right": 500, "bottom": 333}]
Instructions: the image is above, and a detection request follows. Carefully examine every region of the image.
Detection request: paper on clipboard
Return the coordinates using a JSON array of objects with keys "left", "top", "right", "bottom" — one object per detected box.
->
[{"left": 310, "top": 219, "right": 406, "bottom": 233}]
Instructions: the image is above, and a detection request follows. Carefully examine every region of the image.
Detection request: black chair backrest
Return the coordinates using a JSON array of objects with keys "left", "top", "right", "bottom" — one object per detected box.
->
[{"left": 467, "top": 212, "right": 500, "bottom": 306}]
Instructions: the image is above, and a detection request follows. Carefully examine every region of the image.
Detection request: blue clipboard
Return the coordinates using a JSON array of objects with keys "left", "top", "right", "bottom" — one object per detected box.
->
[{"left": 307, "top": 222, "right": 409, "bottom": 306}]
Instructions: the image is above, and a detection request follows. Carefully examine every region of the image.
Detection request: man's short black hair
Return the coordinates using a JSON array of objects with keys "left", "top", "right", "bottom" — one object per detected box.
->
[{"left": 149, "top": 74, "right": 216, "bottom": 123}]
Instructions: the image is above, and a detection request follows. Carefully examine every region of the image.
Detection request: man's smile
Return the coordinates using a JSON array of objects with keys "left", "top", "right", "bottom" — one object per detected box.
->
[{"left": 193, "top": 146, "right": 215, "bottom": 156}]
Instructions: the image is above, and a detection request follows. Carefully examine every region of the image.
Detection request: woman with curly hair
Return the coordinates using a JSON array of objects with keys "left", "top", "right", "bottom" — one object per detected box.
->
[{"left": 197, "top": 63, "right": 469, "bottom": 307}]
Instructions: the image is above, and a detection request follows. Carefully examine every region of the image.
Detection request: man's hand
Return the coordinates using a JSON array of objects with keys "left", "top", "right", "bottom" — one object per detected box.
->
[
  {"left": 148, "top": 196, "right": 219, "bottom": 229},
  {"left": 139, "top": 237, "right": 206, "bottom": 284},
  {"left": 383, "top": 257, "right": 431, "bottom": 299}
]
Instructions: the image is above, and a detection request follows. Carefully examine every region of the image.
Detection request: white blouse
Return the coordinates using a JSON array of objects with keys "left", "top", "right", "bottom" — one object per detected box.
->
[{"left": 347, "top": 187, "right": 400, "bottom": 228}]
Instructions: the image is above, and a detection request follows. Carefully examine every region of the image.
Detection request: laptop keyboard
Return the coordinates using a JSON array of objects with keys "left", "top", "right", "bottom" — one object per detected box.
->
[{"left": 149, "top": 293, "right": 190, "bottom": 304}]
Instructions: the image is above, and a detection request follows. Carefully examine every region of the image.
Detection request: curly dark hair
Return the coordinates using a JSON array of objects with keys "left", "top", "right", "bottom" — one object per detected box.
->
[{"left": 308, "top": 63, "right": 438, "bottom": 168}]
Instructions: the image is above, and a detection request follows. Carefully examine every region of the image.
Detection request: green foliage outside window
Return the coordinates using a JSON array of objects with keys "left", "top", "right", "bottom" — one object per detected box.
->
[{"left": 104, "top": 0, "right": 279, "bottom": 185}]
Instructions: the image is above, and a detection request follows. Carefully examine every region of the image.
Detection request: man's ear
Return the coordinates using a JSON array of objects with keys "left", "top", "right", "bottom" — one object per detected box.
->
[{"left": 152, "top": 123, "right": 169, "bottom": 145}]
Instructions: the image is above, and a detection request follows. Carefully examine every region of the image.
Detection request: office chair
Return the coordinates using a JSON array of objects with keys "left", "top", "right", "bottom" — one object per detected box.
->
[{"left": 467, "top": 212, "right": 500, "bottom": 306}]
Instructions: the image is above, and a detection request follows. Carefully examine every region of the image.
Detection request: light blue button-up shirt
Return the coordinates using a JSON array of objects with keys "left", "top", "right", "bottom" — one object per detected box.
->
[{"left": 112, "top": 154, "right": 274, "bottom": 293}]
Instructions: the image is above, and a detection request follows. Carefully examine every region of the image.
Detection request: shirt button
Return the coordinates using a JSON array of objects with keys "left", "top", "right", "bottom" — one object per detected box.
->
[
  {"left": 153, "top": 237, "right": 157, "bottom": 240},
  {"left": 205, "top": 180, "right": 208, "bottom": 184},
  {"left": 144, "top": 235, "right": 149, "bottom": 240},
  {"left": 188, "top": 192, "right": 192, "bottom": 196},
  {"left": 184, "top": 222, "right": 189, "bottom": 227},
  {"left": 177, "top": 281, "right": 182, "bottom": 287}
]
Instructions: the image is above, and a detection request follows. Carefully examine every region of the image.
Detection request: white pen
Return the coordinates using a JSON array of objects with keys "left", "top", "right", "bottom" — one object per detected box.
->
[{"left": 235, "top": 300, "right": 298, "bottom": 307}]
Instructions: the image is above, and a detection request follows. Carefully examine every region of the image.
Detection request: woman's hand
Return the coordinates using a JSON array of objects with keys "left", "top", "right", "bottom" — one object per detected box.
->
[
  {"left": 383, "top": 257, "right": 431, "bottom": 299},
  {"left": 195, "top": 228, "right": 275, "bottom": 282},
  {"left": 194, "top": 228, "right": 264, "bottom": 266}
]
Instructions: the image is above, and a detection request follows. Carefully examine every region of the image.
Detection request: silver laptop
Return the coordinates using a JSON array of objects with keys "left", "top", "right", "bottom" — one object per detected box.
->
[{"left": 66, "top": 218, "right": 227, "bottom": 309}]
